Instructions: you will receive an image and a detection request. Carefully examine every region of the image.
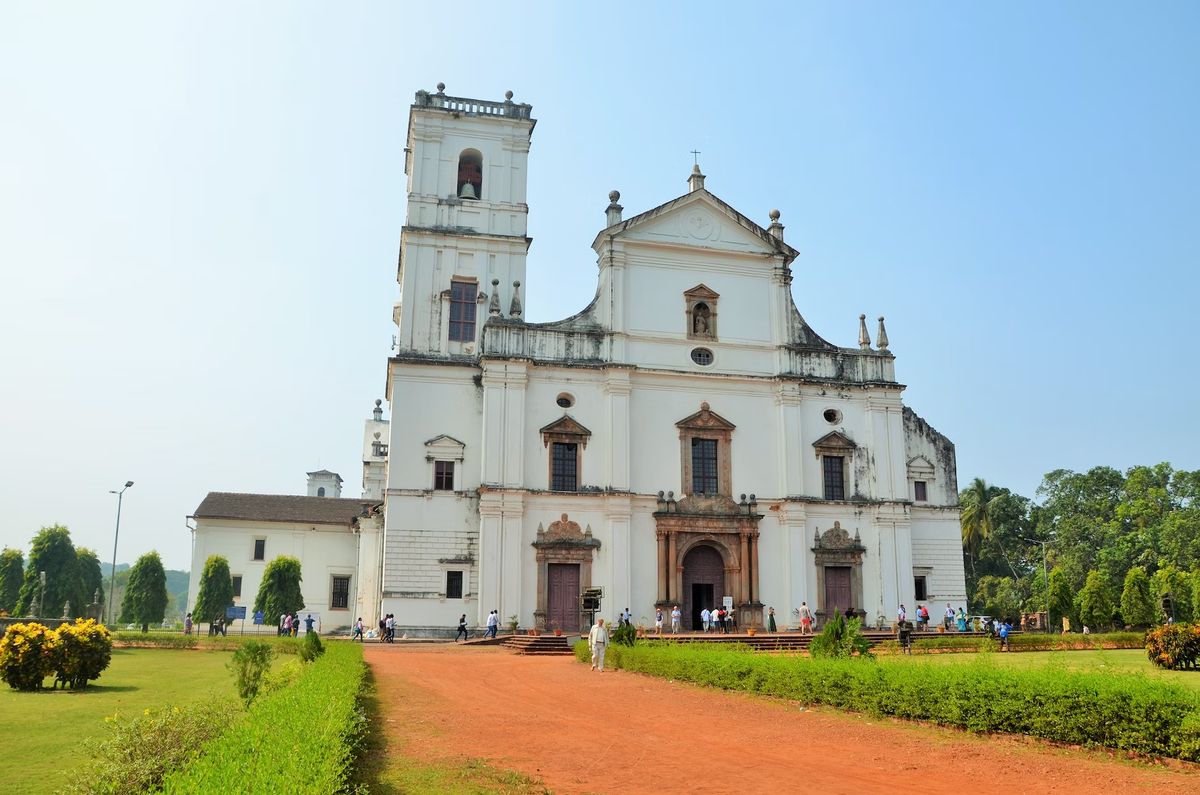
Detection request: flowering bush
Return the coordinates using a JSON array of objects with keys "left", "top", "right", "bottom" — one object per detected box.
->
[
  {"left": 0, "top": 622, "right": 57, "bottom": 690},
  {"left": 1146, "top": 623, "right": 1200, "bottom": 670},
  {"left": 52, "top": 618, "right": 113, "bottom": 689}
]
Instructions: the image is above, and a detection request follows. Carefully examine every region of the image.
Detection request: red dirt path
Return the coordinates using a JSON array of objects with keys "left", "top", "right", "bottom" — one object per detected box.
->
[{"left": 365, "top": 644, "right": 1198, "bottom": 795}]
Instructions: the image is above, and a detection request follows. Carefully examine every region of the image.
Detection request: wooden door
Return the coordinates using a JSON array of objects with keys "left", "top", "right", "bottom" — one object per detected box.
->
[
  {"left": 825, "top": 566, "right": 852, "bottom": 619},
  {"left": 548, "top": 563, "right": 581, "bottom": 633},
  {"left": 682, "top": 545, "right": 725, "bottom": 630}
]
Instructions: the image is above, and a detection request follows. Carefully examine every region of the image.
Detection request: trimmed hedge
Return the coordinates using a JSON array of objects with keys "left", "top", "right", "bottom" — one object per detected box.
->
[
  {"left": 112, "top": 632, "right": 300, "bottom": 654},
  {"left": 572, "top": 640, "right": 1200, "bottom": 761},
  {"left": 160, "top": 641, "right": 367, "bottom": 794},
  {"left": 876, "top": 632, "right": 1146, "bottom": 655}
]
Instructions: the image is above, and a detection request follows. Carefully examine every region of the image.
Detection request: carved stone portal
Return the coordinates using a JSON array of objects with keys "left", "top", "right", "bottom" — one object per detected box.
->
[
  {"left": 812, "top": 521, "right": 866, "bottom": 624},
  {"left": 532, "top": 514, "right": 600, "bottom": 633}
]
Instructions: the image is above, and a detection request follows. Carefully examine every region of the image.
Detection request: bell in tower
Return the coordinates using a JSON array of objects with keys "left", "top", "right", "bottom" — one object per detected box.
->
[{"left": 457, "top": 150, "right": 482, "bottom": 200}]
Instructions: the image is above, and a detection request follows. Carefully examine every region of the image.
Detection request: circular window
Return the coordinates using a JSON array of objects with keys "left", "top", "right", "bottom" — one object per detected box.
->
[
  {"left": 690, "top": 348, "right": 714, "bottom": 366},
  {"left": 556, "top": 393, "right": 575, "bottom": 409},
  {"left": 823, "top": 408, "right": 842, "bottom": 424}
]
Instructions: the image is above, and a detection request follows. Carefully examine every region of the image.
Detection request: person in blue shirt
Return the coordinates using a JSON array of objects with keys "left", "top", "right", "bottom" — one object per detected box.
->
[{"left": 998, "top": 619, "right": 1010, "bottom": 651}]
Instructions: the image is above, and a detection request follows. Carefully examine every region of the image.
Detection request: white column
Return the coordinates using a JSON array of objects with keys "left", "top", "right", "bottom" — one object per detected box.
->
[
  {"left": 500, "top": 493, "right": 525, "bottom": 626},
  {"left": 355, "top": 516, "right": 384, "bottom": 626},
  {"left": 777, "top": 385, "right": 804, "bottom": 497},
  {"left": 480, "top": 364, "right": 506, "bottom": 486},
  {"left": 477, "top": 496, "right": 503, "bottom": 626},
  {"left": 781, "top": 504, "right": 807, "bottom": 628},
  {"left": 502, "top": 364, "right": 528, "bottom": 489},
  {"left": 605, "top": 369, "right": 632, "bottom": 491},
  {"left": 606, "top": 496, "right": 633, "bottom": 616}
]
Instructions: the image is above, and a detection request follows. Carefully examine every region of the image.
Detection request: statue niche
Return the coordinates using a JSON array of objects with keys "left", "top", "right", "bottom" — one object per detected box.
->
[{"left": 684, "top": 284, "right": 719, "bottom": 341}]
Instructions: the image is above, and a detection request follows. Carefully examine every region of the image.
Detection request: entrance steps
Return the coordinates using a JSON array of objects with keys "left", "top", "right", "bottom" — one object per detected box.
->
[{"left": 504, "top": 634, "right": 577, "bottom": 656}]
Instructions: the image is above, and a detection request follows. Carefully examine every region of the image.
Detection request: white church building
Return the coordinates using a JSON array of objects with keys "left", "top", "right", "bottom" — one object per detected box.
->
[{"left": 377, "top": 85, "right": 966, "bottom": 635}]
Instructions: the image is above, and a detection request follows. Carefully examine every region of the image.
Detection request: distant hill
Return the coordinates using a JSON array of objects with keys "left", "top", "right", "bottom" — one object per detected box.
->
[
  {"left": 165, "top": 569, "right": 189, "bottom": 594},
  {"left": 100, "top": 562, "right": 131, "bottom": 578}
]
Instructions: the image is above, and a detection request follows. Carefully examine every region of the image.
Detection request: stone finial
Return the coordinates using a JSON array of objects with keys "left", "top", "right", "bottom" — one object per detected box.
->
[
  {"left": 700, "top": 401, "right": 710, "bottom": 412},
  {"left": 436, "top": 82, "right": 446, "bottom": 93},
  {"left": 373, "top": 399, "right": 383, "bottom": 421},
  {"left": 858, "top": 314, "right": 872, "bottom": 350},
  {"left": 768, "top": 209, "right": 784, "bottom": 242},
  {"left": 489, "top": 279, "right": 502, "bottom": 317},
  {"left": 876, "top": 316, "right": 889, "bottom": 352},
  {"left": 688, "top": 164, "right": 706, "bottom": 193},
  {"left": 510, "top": 281, "right": 523, "bottom": 318},
  {"left": 93, "top": 589, "right": 101, "bottom": 605},
  {"left": 606, "top": 190, "right": 623, "bottom": 226},
  {"left": 504, "top": 90, "right": 514, "bottom": 101}
]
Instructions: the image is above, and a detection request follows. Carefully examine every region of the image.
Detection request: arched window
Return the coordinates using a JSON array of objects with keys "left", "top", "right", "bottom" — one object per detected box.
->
[
  {"left": 317, "top": 487, "right": 326, "bottom": 497},
  {"left": 457, "top": 149, "right": 483, "bottom": 200}
]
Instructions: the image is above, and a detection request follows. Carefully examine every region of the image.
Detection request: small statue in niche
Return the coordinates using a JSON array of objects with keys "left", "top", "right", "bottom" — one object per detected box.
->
[{"left": 693, "top": 303, "right": 711, "bottom": 336}]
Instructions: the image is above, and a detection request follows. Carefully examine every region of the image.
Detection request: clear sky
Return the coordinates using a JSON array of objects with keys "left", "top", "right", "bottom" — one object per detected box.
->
[{"left": 1, "top": 3, "right": 1197, "bottom": 570}]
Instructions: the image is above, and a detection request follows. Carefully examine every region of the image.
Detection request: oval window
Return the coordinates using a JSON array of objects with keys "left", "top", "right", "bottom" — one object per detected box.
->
[
  {"left": 556, "top": 393, "right": 575, "bottom": 409},
  {"left": 823, "top": 408, "right": 842, "bottom": 424},
  {"left": 690, "top": 348, "right": 714, "bottom": 366}
]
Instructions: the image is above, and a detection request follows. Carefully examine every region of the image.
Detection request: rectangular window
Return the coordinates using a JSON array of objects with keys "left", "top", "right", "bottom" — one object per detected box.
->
[
  {"left": 448, "top": 281, "right": 477, "bottom": 342},
  {"left": 434, "top": 460, "right": 455, "bottom": 491},
  {"left": 446, "top": 570, "right": 463, "bottom": 600},
  {"left": 331, "top": 576, "right": 350, "bottom": 609},
  {"left": 823, "top": 456, "right": 845, "bottom": 500},
  {"left": 551, "top": 442, "right": 578, "bottom": 491},
  {"left": 914, "top": 480, "right": 928, "bottom": 502},
  {"left": 232, "top": 576, "right": 243, "bottom": 599},
  {"left": 914, "top": 576, "right": 927, "bottom": 602},
  {"left": 691, "top": 438, "right": 719, "bottom": 494},
  {"left": 253, "top": 539, "right": 265, "bottom": 561}
]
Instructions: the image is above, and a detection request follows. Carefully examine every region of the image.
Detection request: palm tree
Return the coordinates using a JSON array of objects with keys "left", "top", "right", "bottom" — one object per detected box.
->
[{"left": 960, "top": 477, "right": 997, "bottom": 577}]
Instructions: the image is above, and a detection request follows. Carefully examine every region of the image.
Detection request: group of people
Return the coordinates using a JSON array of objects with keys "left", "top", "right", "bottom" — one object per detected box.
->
[
  {"left": 278, "top": 612, "right": 316, "bottom": 636},
  {"left": 350, "top": 613, "right": 395, "bottom": 642},
  {"left": 697, "top": 606, "right": 736, "bottom": 633}
]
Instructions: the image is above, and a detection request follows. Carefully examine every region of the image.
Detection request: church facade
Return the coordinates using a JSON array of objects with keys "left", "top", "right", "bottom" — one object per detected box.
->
[{"left": 378, "top": 85, "right": 967, "bottom": 635}]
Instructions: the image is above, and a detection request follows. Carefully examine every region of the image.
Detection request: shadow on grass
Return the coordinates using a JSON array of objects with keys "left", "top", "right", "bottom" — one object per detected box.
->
[{"left": 351, "top": 666, "right": 552, "bottom": 795}]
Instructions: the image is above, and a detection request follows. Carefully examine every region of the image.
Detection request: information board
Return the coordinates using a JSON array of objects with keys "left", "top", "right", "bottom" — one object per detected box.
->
[
  {"left": 722, "top": 596, "right": 734, "bottom": 610},
  {"left": 225, "top": 606, "right": 247, "bottom": 620},
  {"left": 253, "top": 611, "right": 264, "bottom": 625}
]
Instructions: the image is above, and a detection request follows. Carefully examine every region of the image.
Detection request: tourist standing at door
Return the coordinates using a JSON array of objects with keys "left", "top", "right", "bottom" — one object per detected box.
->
[
  {"left": 588, "top": 618, "right": 609, "bottom": 671},
  {"left": 701, "top": 607, "right": 711, "bottom": 633},
  {"left": 799, "top": 602, "right": 813, "bottom": 635},
  {"left": 671, "top": 605, "right": 681, "bottom": 634}
]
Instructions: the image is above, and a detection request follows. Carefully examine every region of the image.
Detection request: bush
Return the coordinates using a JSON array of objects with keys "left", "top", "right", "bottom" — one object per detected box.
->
[
  {"left": 228, "top": 641, "right": 275, "bottom": 703},
  {"left": 808, "top": 609, "right": 871, "bottom": 659},
  {"left": 609, "top": 622, "right": 636, "bottom": 648},
  {"left": 573, "top": 641, "right": 1200, "bottom": 761},
  {"left": 0, "top": 622, "right": 57, "bottom": 690},
  {"left": 112, "top": 632, "right": 300, "bottom": 654},
  {"left": 161, "top": 642, "right": 368, "bottom": 794},
  {"left": 58, "top": 696, "right": 242, "bottom": 794},
  {"left": 298, "top": 630, "right": 325, "bottom": 662},
  {"left": 1146, "top": 623, "right": 1200, "bottom": 670},
  {"left": 51, "top": 618, "right": 113, "bottom": 689}
]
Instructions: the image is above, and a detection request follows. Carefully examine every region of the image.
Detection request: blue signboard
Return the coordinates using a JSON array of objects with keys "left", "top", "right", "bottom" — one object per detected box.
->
[
  {"left": 253, "top": 610, "right": 264, "bottom": 625},
  {"left": 225, "top": 606, "right": 247, "bottom": 620}
]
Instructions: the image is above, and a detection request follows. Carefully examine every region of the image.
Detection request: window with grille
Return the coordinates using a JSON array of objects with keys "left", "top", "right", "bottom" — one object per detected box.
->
[
  {"left": 253, "top": 539, "right": 265, "bottom": 561},
  {"left": 446, "top": 570, "right": 463, "bottom": 599},
  {"left": 551, "top": 442, "right": 578, "bottom": 491},
  {"left": 914, "top": 576, "right": 928, "bottom": 602},
  {"left": 331, "top": 576, "right": 350, "bottom": 609},
  {"left": 691, "top": 438, "right": 719, "bottom": 494},
  {"left": 434, "top": 460, "right": 455, "bottom": 491},
  {"left": 914, "top": 481, "right": 927, "bottom": 502},
  {"left": 232, "top": 576, "right": 242, "bottom": 599},
  {"left": 449, "top": 281, "right": 477, "bottom": 341},
  {"left": 823, "top": 456, "right": 845, "bottom": 500}
]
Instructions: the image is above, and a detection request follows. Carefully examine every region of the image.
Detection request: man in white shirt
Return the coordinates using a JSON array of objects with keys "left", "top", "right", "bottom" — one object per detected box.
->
[
  {"left": 671, "top": 605, "right": 681, "bottom": 634},
  {"left": 945, "top": 604, "right": 955, "bottom": 630},
  {"left": 701, "top": 607, "right": 711, "bottom": 633},
  {"left": 588, "top": 618, "right": 609, "bottom": 671}
]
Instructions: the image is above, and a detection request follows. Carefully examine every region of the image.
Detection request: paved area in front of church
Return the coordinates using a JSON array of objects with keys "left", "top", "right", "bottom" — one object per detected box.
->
[{"left": 363, "top": 643, "right": 1197, "bottom": 795}]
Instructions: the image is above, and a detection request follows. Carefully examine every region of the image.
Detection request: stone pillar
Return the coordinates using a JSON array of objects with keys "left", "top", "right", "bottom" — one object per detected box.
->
[
  {"left": 751, "top": 531, "right": 760, "bottom": 603},
  {"left": 739, "top": 533, "right": 750, "bottom": 604},
  {"left": 667, "top": 532, "right": 677, "bottom": 602},
  {"left": 656, "top": 532, "right": 667, "bottom": 603}
]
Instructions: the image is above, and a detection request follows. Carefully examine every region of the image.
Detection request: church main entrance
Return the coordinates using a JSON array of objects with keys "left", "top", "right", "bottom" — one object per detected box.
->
[
  {"left": 824, "top": 566, "right": 852, "bottom": 619},
  {"left": 547, "top": 563, "right": 580, "bottom": 633},
  {"left": 681, "top": 545, "right": 724, "bottom": 630}
]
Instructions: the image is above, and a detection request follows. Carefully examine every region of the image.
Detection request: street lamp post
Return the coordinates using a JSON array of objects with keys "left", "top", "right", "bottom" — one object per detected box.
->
[
  {"left": 107, "top": 481, "right": 134, "bottom": 626},
  {"left": 1017, "top": 535, "right": 1051, "bottom": 635}
]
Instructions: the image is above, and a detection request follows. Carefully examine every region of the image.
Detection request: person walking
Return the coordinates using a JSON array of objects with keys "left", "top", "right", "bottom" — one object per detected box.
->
[
  {"left": 304, "top": 614, "right": 315, "bottom": 635},
  {"left": 654, "top": 608, "right": 663, "bottom": 636},
  {"left": 897, "top": 604, "right": 906, "bottom": 632},
  {"left": 456, "top": 614, "right": 469, "bottom": 641},
  {"left": 623, "top": 608, "right": 632, "bottom": 628},
  {"left": 184, "top": 613, "right": 193, "bottom": 635},
  {"left": 352, "top": 617, "right": 364, "bottom": 642},
  {"left": 671, "top": 605, "right": 681, "bottom": 635},
  {"left": 799, "top": 602, "right": 813, "bottom": 635},
  {"left": 588, "top": 618, "right": 609, "bottom": 672},
  {"left": 385, "top": 614, "right": 395, "bottom": 643},
  {"left": 998, "top": 619, "right": 1010, "bottom": 651},
  {"left": 767, "top": 606, "right": 777, "bottom": 633},
  {"left": 945, "top": 603, "right": 955, "bottom": 631},
  {"left": 701, "top": 607, "right": 711, "bottom": 633},
  {"left": 378, "top": 615, "right": 388, "bottom": 642}
]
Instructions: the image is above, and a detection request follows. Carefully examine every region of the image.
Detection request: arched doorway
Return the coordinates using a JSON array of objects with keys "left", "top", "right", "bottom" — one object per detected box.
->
[{"left": 681, "top": 545, "right": 725, "bottom": 630}]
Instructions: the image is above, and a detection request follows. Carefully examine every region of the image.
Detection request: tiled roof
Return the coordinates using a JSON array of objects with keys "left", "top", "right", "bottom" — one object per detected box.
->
[{"left": 192, "top": 492, "right": 379, "bottom": 526}]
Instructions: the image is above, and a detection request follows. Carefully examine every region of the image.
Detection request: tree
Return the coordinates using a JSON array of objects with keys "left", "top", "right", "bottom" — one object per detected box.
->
[
  {"left": 1078, "top": 570, "right": 1113, "bottom": 629},
  {"left": 0, "top": 548, "right": 24, "bottom": 615},
  {"left": 74, "top": 548, "right": 104, "bottom": 617},
  {"left": 973, "top": 575, "right": 1024, "bottom": 620},
  {"left": 1047, "top": 566, "right": 1075, "bottom": 629},
  {"left": 252, "top": 555, "right": 305, "bottom": 628},
  {"left": 119, "top": 552, "right": 168, "bottom": 632},
  {"left": 192, "top": 555, "right": 234, "bottom": 632},
  {"left": 1151, "top": 565, "right": 1193, "bottom": 625},
  {"left": 960, "top": 478, "right": 998, "bottom": 578},
  {"left": 1120, "top": 566, "right": 1155, "bottom": 628},
  {"left": 15, "top": 525, "right": 79, "bottom": 618}
]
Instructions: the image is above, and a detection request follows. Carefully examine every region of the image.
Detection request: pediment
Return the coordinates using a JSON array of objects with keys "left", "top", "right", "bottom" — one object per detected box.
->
[
  {"left": 424, "top": 434, "right": 466, "bottom": 451},
  {"left": 676, "top": 402, "right": 736, "bottom": 431},
  {"left": 813, "top": 431, "right": 857, "bottom": 451},
  {"left": 540, "top": 415, "right": 592, "bottom": 448},
  {"left": 907, "top": 455, "right": 935, "bottom": 472},
  {"left": 593, "top": 190, "right": 799, "bottom": 263},
  {"left": 683, "top": 283, "right": 720, "bottom": 301}
]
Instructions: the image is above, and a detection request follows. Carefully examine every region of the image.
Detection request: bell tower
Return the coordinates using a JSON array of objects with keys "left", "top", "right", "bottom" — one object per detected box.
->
[{"left": 395, "top": 84, "right": 536, "bottom": 356}]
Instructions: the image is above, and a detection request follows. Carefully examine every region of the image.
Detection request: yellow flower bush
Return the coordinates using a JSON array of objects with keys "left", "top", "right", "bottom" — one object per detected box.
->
[
  {"left": 0, "top": 619, "right": 114, "bottom": 691},
  {"left": 0, "top": 622, "right": 57, "bottom": 690}
]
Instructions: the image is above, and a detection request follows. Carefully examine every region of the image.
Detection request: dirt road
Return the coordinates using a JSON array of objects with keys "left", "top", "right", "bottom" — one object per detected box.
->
[{"left": 364, "top": 644, "right": 1197, "bottom": 795}]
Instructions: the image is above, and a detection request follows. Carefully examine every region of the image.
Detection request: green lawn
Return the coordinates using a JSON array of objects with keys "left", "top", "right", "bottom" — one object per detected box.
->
[
  {"left": 0, "top": 648, "right": 239, "bottom": 795},
  {"left": 885, "top": 647, "right": 1200, "bottom": 690}
]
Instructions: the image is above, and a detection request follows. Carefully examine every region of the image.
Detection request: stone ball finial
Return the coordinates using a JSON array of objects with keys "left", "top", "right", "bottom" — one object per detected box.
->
[
  {"left": 375, "top": 398, "right": 382, "bottom": 407},
  {"left": 561, "top": 513, "right": 568, "bottom": 522},
  {"left": 436, "top": 82, "right": 445, "bottom": 92},
  {"left": 609, "top": 190, "right": 620, "bottom": 203},
  {"left": 513, "top": 280, "right": 521, "bottom": 287},
  {"left": 769, "top": 209, "right": 780, "bottom": 221},
  {"left": 505, "top": 90, "right": 513, "bottom": 100},
  {"left": 860, "top": 313, "right": 866, "bottom": 320},
  {"left": 878, "top": 315, "right": 885, "bottom": 322},
  {"left": 700, "top": 401, "right": 710, "bottom": 411},
  {"left": 492, "top": 278, "right": 499, "bottom": 286}
]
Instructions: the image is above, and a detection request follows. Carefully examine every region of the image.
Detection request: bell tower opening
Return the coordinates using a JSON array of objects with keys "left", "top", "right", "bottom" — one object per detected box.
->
[{"left": 457, "top": 149, "right": 483, "bottom": 200}]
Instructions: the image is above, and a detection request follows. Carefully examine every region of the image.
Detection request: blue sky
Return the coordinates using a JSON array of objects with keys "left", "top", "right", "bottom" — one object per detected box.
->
[{"left": 1, "top": 2, "right": 1196, "bottom": 569}]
